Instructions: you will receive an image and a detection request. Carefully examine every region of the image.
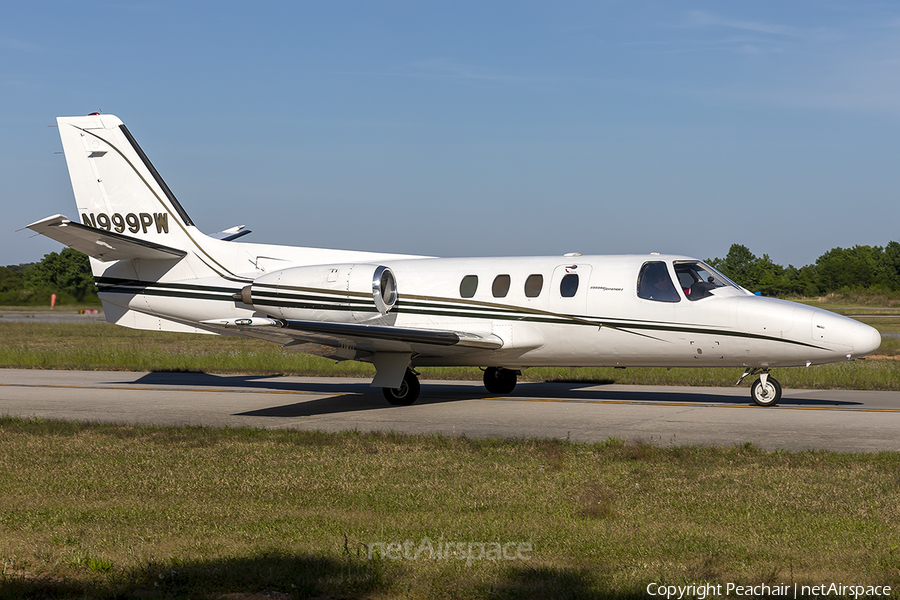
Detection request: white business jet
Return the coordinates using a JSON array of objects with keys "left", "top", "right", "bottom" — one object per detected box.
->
[{"left": 28, "top": 114, "right": 881, "bottom": 407}]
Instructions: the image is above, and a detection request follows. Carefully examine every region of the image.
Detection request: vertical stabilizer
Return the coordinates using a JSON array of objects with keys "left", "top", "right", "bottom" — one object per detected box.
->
[
  {"left": 56, "top": 114, "right": 225, "bottom": 280},
  {"left": 58, "top": 115, "right": 192, "bottom": 246}
]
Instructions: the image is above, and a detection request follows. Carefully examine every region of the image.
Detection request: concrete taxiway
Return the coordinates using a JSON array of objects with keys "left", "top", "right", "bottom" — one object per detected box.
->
[{"left": 0, "top": 369, "right": 897, "bottom": 452}]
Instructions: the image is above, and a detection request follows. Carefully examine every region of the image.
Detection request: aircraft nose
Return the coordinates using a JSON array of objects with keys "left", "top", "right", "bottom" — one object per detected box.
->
[{"left": 852, "top": 322, "right": 882, "bottom": 358}]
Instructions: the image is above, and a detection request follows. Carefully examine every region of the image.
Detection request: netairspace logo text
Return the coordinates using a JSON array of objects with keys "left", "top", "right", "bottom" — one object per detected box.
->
[
  {"left": 367, "top": 537, "right": 532, "bottom": 567},
  {"left": 646, "top": 582, "right": 892, "bottom": 599}
]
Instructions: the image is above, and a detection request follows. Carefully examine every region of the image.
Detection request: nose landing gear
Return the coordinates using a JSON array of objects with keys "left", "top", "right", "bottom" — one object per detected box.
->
[{"left": 737, "top": 368, "right": 782, "bottom": 407}]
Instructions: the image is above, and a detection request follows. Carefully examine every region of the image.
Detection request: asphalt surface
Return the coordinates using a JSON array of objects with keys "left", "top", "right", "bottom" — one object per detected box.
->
[
  {"left": 0, "top": 309, "right": 105, "bottom": 324},
  {"left": 1, "top": 369, "right": 898, "bottom": 452}
]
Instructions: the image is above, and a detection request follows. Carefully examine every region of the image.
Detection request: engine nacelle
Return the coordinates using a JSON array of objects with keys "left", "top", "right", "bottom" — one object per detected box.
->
[{"left": 240, "top": 263, "right": 398, "bottom": 323}]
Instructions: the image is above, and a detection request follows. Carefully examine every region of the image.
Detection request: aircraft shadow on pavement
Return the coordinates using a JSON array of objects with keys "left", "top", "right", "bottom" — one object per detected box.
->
[
  {"left": 127, "top": 373, "right": 861, "bottom": 418},
  {"left": 234, "top": 384, "right": 493, "bottom": 418},
  {"left": 132, "top": 371, "right": 373, "bottom": 395},
  {"left": 128, "top": 372, "right": 486, "bottom": 418}
]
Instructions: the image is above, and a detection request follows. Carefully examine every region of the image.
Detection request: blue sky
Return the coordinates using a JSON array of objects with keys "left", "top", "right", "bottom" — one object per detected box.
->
[{"left": 4, "top": 1, "right": 900, "bottom": 267}]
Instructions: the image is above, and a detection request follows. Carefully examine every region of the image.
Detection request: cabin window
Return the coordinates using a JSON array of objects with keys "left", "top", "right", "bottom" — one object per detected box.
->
[
  {"left": 460, "top": 275, "right": 479, "bottom": 298},
  {"left": 674, "top": 261, "right": 738, "bottom": 301},
  {"left": 560, "top": 273, "right": 579, "bottom": 297},
  {"left": 637, "top": 261, "right": 680, "bottom": 302},
  {"left": 492, "top": 274, "right": 511, "bottom": 298},
  {"left": 524, "top": 274, "right": 543, "bottom": 298}
]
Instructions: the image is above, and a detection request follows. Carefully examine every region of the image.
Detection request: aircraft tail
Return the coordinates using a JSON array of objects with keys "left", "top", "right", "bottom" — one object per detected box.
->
[
  {"left": 26, "top": 114, "right": 242, "bottom": 284},
  {"left": 58, "top": 114, "right": 195, "bottom": 248},
  {"left": 25, "top": 114, "right": 252, "bottom": 332}
]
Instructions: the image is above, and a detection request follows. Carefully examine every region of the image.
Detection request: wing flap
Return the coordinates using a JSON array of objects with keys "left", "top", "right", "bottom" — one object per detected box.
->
[
  {"left": 200, "top": 317, "right": 504, "bottom": 350},
  {"left": 27, "top": 214, "right": 187, "bottom": 262}
]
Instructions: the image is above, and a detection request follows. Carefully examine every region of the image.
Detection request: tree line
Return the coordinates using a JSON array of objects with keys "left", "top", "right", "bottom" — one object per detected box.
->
[
  {"left": 1, "top": 242, "right": 899, "bottom": 306},
  {"left": 0, "top": 248, "right": 98, "bottom": 306},
  {"left": 708, "top": 242, "right": 900, "bottom": 297}
]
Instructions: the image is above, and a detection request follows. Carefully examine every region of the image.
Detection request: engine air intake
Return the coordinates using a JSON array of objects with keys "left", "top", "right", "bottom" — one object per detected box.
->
[{"left": 373, "top": 266, "right": 397, "bottom": 315}]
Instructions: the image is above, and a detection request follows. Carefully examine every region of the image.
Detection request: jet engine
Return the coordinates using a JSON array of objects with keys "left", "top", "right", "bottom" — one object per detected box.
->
[{"left": 239, "top": 264, "right": 398, "bottom": 323}]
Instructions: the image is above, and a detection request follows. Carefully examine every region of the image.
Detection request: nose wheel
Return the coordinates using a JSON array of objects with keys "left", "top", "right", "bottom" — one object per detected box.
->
[
  {"left": 738, "top": 368, "right": 782, "bottom": 407},
  {"left": 750, "top": 375, "right": 782, "bottom": 406}
]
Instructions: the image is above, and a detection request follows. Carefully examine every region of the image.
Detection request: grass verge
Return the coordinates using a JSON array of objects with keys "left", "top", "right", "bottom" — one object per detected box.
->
[
  {"left": 1, "top": 321, "right": 899, "bottom": 391},
  {"left": 0, "top": 418, "right": 898, "bottom": 599}
]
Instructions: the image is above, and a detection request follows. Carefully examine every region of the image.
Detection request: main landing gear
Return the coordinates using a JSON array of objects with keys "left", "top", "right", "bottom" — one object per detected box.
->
[
  {"left": 483, "top": 367, "right": 518, "bottom": 395},
  {"left": 737, "top": 368, "right": 782, "bottom": 407},
  {"left": 382, "top": 369, "right": 421, "bottom": 406},
  {"left": 381, "top": 367, "right": 521, "bottom": 406}
]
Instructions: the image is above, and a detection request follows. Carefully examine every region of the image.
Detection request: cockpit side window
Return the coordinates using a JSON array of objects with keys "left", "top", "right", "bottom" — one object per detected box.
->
[
  {"left": 673, "top": 261, "right": 738, "bottom": 301},
  {"left": 637, "top": 261, "right": 680, "bottom": 302}
]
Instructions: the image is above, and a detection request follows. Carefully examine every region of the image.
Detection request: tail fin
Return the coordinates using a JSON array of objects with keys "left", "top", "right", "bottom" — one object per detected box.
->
[
  {"left": 33, "top": 114, "right": 248, "bottom": 283},
  {"left": 57, "top": 114, "right": 196, "bottom": 249},
  {"left": 28, "top": 115, "right": 248, "bottom": 333}
]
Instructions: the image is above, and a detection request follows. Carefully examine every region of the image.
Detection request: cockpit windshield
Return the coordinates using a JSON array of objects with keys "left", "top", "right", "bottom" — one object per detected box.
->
[{"left": 673, "top": 261, "right": 740, "bottom": 301}]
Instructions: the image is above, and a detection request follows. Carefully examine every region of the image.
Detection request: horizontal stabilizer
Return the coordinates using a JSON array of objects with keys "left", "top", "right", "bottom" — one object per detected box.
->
[
  {"left": 201, "top": 317, "right": 504, "bottom": 350},
  {"left": 209, "top": 225, "right": 252, "bottom": 241},
  {"left": 26, "top": 215, "right": 187, "bottom": 262}
]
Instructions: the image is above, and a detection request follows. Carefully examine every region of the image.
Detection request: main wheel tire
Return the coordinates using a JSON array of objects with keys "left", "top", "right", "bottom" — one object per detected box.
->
[
  {"left": 483, "top": 367, "right": 517, "bottom": 394},
  {"left": 750, "top": 376, "right": 782, "bottom": 407},
  {"left": 382, "top": 370, "right": 421, "bottom": 406}
]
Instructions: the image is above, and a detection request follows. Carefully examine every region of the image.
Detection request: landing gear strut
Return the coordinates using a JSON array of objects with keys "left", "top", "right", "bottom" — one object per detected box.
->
[
  {"left": 737, "top": 368, "right": 782, "bottom": 407},
  {"left": 382, "top": 369, "right": 420, "bottom": 406},
  {"left": 483, "top": 367, "right": 518, "bottom": 395}
]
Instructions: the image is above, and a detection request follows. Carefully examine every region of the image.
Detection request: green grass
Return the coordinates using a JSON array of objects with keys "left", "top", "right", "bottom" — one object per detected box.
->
[
  {"left": 0, "top": 321, "right": 377, "bottom": 377},
  {"left": 1, "top": 320, "right": 899, "bottom": 391},
  {"left": 530, "top": 360, "right": 900, "bottom": 391},
  {"left": 791, "top": 291, "right": 900, "bottom": 310},
  {"left": 0, "top": 418, "right": 898, "bottom": 599}
]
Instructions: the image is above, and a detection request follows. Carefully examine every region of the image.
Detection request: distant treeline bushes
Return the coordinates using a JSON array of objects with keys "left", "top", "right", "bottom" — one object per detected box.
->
[
  {"left": 708, "top": 242, "right": 900, "bottom": 298},
  {"left": 2, "top": 242, "right": 900, "bottom": 307},
  {"left": 0, "top": 248, "right": 98, "bottom": 306}
]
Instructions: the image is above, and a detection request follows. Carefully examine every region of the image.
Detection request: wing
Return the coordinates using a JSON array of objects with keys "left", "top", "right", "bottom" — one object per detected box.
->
[
  {"left": 200, "top": 317, "right": 504, "bottom": 352},
  {"left": 201, "top": 316, "right": 507, "bottom": 387},
  {"left": 27, "top": 214, "right": 187, "bottom": 262}
]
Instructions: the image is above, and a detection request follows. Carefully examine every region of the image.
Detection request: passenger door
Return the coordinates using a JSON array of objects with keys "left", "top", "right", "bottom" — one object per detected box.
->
[{"left": 549, "top": 263, "right": 592, "bottom": 317}]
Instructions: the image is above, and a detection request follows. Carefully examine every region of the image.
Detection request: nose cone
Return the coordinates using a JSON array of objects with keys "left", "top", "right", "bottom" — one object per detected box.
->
[
  {"left": 852, "top": 322, "right": 882, "bottom": 358},
  {"left": 809, "top": 309, "right": 882, "bottom": 361}
]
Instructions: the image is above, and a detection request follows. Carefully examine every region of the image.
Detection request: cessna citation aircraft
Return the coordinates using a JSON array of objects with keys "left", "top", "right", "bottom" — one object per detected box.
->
[{"left": 28, "top": 114, "right": 881, "bottom": 407}]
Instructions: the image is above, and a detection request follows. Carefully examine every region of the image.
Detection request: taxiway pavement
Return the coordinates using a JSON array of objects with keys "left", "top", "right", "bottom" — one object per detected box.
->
[{"left": 0, "top": 369, "right": 897, "bottom": 452}]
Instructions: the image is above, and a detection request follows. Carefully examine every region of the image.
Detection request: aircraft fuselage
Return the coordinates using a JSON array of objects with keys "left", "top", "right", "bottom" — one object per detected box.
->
[{"left": 99, "top": 251, "right": 880, "bottom": 372}]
